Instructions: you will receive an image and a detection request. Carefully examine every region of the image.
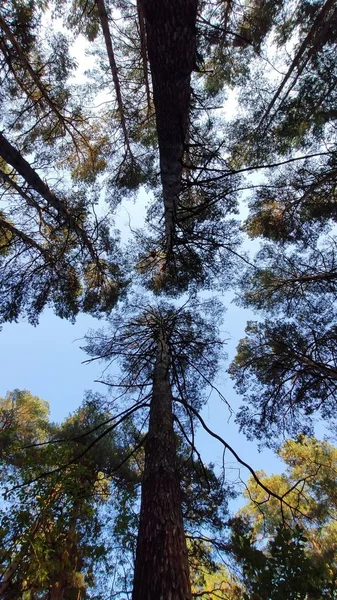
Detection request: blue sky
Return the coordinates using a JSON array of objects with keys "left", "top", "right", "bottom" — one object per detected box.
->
[
  {"left": 0, "top": 189, "right": 284, "bottom": 498},
  {"left": 0, "top": 284, "right": 284, "bottom": 489},
  {"left": 0, "top": 310, "right": 100, "bottom": 422}
]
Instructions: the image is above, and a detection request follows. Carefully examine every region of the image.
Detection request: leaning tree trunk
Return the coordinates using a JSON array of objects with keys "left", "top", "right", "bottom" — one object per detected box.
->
[
  {"left": 140, "top": 0, "right": 198, "bottom": 253},
  {"left": 132, "top": 333, "right": 192, "bottom": 600},
  {"left": 0, "top": 133, "right": 97, "bottom": 263}
]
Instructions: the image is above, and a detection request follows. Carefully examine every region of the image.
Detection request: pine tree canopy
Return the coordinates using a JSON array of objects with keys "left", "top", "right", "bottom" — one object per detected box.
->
[{"left": 1, "top": 0, "right": 337, "bottom": 598}]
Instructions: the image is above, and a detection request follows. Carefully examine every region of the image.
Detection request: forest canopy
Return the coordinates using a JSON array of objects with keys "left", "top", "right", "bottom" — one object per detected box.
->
[{"left": 1, "top": 0, "right": 337, "bottom": 598}]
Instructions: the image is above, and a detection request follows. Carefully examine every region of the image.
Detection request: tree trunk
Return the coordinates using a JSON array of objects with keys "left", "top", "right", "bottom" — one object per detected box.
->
[
  {"left": 141, "top": 0, "right": 198, "bottom": 252},
  {"left": 0, "top": 133, "right": 98, "bottom": 264},
  {"left": 276, "top": 272, "right": 337, "bottom": 285},
  {"left": 132, "top": 333, "right": 192, "bottom": 600},
  {"left": 0, "top": 562, "right": 19, "bottom": 597},
  {"left": 95, "top": 0, "right": 132, "bottom": 154}
]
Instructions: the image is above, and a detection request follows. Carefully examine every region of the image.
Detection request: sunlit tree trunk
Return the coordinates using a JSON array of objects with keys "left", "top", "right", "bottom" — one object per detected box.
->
[{"left": 132, "top": 331, "right": 192, "bottom": 600}]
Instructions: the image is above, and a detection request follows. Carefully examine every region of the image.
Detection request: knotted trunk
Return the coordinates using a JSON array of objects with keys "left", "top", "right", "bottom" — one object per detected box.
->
[{"left": 132, "top": 334, "right": 192, "bottom": 600}]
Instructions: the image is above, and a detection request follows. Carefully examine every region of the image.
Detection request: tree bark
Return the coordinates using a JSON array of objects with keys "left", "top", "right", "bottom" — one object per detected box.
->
[
  {"left": 0, "top": 562, "right": 19, "bottom": 597},
  {"left": 140, "top": 0, "right": 198, "bottom": 253},
  {"left": 289, "top": 351, "right": 337, "bottom": 381},
  {"left": 274, "top": 271, "right": 337, "bottom": 286},
  {"left": 137, "top": 0, "right": 152, "bottom": 116},
  {"left": 0, "top": 215, "right": 53, "bottom": 262},
  {"left": 132, "top": 333, "right": 192, "bottom": 600}
]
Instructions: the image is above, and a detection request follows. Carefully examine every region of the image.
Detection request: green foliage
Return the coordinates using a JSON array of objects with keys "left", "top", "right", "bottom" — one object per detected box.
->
[
  {"left": 229, "top": 437, "right": 337, "bottom": 599},
  {"left": 0, "top": 388, "right": 237, "bottom": 598},
  {"left": 0, "top": 0, "right": 126, "bottom": 324},
  {"left": 3, "top": 0, "right": 337, "bottom": 598},
  {"left": 230, "top": 313, "right": 337, "bottom": 442},
  {"left": 0, "top": 391, "right": 140, "bottom": 598},
  {"left": 0, "top": 389, "right": 50, "bottom": 462},
  {"left": 244, "top": 155, "right": 337, "bottom": 245},
  {"left": 237, "top": 0, "right": 286, "bottom": 50},
  {"left": 231, "top": 521, "right": 331, "bottom": 599},
  {"left": 238, "top": 238, "right": 337, "bottom": 317},
  {"left": 190, "top": 547, "right": 243, "bottom": 599}
]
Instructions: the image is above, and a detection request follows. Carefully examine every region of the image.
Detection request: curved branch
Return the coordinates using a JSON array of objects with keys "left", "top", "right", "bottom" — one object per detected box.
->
[
  {"left": 185, "top": 403, "right": 308, "bottom": 515},
  {"left": 8, "top": 401, "right": 149, "bottom": 493}
]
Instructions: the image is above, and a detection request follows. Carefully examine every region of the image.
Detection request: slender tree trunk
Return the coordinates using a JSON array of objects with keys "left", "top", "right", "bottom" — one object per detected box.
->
[
  {"left": 50, "top": 582, "right": 65, "bottom": 600},
  {"left": 289, "top": 351, "right": 337, "bottom": 381},
  {"left": 137, "top": 0, "right": 152, "bottom": 117},
  {"left": 259, "top": 0, "right": 337, "bottom": 128},
  {"left": 276, "top": 272, "right": 337, "bottom": 285},
  {"left": 95, "top": 0, "right": 133, "bottom": 155},
  {"left": 0, "top": 215, "right": 53, "bottom": 261},
  {"left": 0, "top": 133, "right": 98, "bottom": 264},
  {"left": 49, "top": 505, "right": 82, "bottom": 600},
  {"left": 132, "top": 333, "right": 192, "bottom": 600}
]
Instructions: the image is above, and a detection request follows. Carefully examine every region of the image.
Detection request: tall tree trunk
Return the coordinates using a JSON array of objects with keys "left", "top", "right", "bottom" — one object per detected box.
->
[
  {"left": 132, "top": 333, "right": 192, "bottom": 600},
  {"left": 141, "top": 0, "right": 198, "bottom": 253}
]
